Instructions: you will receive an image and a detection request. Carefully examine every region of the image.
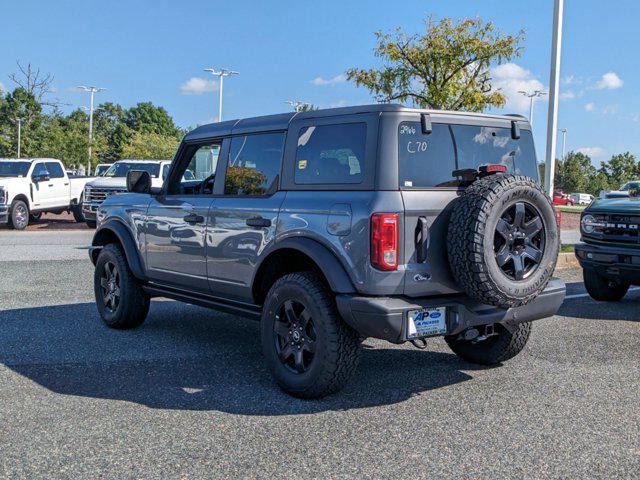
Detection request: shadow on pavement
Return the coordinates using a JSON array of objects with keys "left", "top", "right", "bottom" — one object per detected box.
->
[
  {"left": 1, "top": 301, "right": 476, "bottom": 415},
  {"left": 557, "top": 281, "right": 640, "bottom": 321}
]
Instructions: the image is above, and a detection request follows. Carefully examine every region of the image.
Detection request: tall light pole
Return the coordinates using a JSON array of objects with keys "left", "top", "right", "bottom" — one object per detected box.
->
[
  {"left": 518, "top": 90, "right": 548, "bottom": 126},
  {"left": 203, "top": 67, "right": 239, "bottom": 122},
  {"left": 16, "top": 118, "right": 22, "bottom": 158},
  {"left": 76, "top": 85, "right": 106, "bottom": 175},
  {"left": 560, "top": 128, "right": 568, "bottom": 161},
  {"left": 544, "top": 0, "right": 565, "bottom": 197}
]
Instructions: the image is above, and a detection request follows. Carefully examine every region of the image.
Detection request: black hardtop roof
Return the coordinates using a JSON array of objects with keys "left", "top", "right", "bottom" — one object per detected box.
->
[{"left": 183, "top": 104, "right": 528, "bottom": 141}]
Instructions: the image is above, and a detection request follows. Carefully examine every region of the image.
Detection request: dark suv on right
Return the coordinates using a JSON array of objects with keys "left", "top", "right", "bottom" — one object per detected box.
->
[{"left": 89, "top": 104, "right": 565, "bottom": 398}]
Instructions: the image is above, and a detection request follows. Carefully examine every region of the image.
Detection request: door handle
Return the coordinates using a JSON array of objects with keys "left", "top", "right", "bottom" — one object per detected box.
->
[
  {"left": 48, "top": 184, "right": 54, "bottom": 187},
  {"left": 183, "top": 213, "right": 205, "bottom": 225},
  {"left": 246, "top": 216, "right": 271, "bottom": 228},
  {"left": 414, "top": 216, "right": 430, "bottom": 263},
  {"left": 64, "top": 183, "right": 69, "bottom": 186}
]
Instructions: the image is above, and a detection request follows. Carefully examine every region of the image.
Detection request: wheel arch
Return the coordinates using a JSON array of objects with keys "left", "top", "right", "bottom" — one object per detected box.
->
[
  {"left": 10, "top": 194, "right": 30, "bottom": 210},
  {"left": 252, "top": 237, "right": 356, "bottom": 306},
  {"left": 91, "top": 220, "right": 146, "bottom": 280}
]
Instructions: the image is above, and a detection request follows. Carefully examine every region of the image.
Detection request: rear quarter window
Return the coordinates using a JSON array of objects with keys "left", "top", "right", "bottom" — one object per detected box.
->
[{"left": 295, "top": 123, "right": 366, "bottom": 185}]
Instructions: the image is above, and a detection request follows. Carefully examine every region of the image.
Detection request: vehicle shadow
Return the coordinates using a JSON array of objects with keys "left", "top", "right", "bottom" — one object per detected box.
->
[
  {"left": 1, "top": 301, "right": 478, "bottom": 415},
  {"left": 557, "top": 281, "right": 640, "bottom": 321}
]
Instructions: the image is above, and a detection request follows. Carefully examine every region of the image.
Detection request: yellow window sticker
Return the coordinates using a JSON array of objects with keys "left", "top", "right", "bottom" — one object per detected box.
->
[{"left": 298, "top": 159, "right": 307, "bottom": 169}]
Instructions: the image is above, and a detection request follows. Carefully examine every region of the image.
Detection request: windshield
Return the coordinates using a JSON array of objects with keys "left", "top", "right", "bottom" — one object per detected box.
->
[
  {"left": 620, "top": 181, "right": 640, "bottom": 191},
  {"left": 104, "top": 162, "right": 160, "bottom": 178},
  {"left": 0, "top": 161, "right": 31, "bottom": 177},
  {"left": 96, "top": 165, "right": 111, "bottom": 176}
]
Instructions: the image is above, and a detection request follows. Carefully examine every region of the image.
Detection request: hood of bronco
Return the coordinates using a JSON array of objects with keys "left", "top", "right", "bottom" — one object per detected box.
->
[{"left": 587, "top": 196, "right": 640, "bottom": 214}]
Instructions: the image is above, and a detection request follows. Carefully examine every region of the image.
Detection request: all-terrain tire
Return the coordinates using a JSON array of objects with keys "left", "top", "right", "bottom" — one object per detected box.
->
[
  {"left": 10, "top": 200, "right": 29, "bottom": 230},
  {"left": 261, "top": 272, "right": 361, "bottom": 398},
  {"left": 445, "top": 322, "right": 532, "bottom": 365},
  {"left": 447, "top": 174, "right": 559, "bottom": 309},
  {"left": 583, "top": 269, "right": 629, "bottom": 301},
  {"left": 94, "top": 243, "right": 150, "bottom": 329}
]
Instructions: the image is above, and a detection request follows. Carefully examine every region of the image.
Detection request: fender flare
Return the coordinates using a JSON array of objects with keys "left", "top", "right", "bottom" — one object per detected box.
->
[
  {"left": 91, "top": 220, "right": 146, "bottom": 280},
  {"left": 254, "top": 237, "right": 356, "bottom": 294}
]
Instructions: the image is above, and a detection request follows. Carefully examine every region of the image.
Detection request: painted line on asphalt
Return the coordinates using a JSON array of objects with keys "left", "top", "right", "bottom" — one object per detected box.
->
[{"left": 564, "top": 287, "right": 640, "bottom": 300}]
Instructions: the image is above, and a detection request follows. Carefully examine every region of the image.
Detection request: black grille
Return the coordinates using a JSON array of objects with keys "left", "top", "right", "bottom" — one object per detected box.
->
[{"left": 593, "top": 213, "right": 640, "bottom": 244}]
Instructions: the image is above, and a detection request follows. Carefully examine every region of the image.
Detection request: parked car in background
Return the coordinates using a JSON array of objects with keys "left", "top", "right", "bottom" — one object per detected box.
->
[
  {"left": 570, "top": 193, "right": 594, "bottom": 205},
  {"left": 94, "top": 163, "right": 112, "bottom": 176},
  {"left": 601, "top": 180, "right": 640, "bottom": 198},
  {"left": 83, "top": 159, "right": 171, "bottom": 228},
  {"left": 553, "top": 191, "right": 574, "bottom": 206},
  {"left": 89, "top": 104, "right": 564, "bottom": 398},
  {"left": 0, "top": 158, "right": 95, "bottom": 229}
]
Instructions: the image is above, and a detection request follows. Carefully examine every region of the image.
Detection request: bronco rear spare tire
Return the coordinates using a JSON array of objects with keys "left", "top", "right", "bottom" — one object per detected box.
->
[{"left": 447, "top": 174, "right": 559, "bottom": 309}]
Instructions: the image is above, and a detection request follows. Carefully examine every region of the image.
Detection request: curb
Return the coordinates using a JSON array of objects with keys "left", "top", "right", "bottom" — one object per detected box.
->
[{"left": 556, "top": 251, "right": 580, "bottom": 270}]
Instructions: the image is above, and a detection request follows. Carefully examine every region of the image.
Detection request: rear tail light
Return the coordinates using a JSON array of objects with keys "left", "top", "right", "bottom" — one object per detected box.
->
[{"left": 371, "top": 213, "right": 398, "bottom": 271}]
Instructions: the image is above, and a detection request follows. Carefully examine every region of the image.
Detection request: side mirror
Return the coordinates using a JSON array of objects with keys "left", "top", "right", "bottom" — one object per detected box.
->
[
  {"left": 32, "top": 173, "right": 50, "bottom": 183},
  {"left": 126, "top": 170, "right": 152, "bottom": 194}
]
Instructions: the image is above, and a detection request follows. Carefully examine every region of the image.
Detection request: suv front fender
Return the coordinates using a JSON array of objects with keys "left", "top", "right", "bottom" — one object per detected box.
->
[{"left": 90, "top": 220, "right": 146, "bottom": 280}]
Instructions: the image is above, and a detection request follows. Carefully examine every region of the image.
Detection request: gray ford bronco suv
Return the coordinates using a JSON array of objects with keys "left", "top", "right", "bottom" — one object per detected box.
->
[{"left": 89, "top": 104, "right": 565, "bottom": 398}]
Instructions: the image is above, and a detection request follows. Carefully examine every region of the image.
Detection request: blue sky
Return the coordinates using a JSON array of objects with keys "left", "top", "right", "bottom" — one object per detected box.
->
[{"left": 1, "top": 0, "right": 639, "bottom": 165}]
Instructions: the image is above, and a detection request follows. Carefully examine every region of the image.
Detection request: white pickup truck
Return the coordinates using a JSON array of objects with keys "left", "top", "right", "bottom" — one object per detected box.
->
[
  {"left": 82, "top": 159, "right": 175, "bottom": 227},
  {"left": 0, "top": 158, "right": 95, "bottom": 230}
]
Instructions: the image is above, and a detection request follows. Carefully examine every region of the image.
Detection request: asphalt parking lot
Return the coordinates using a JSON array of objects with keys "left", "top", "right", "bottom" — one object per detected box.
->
[{"left": 0, "top": 230, "right": 638, "bottom": 479}]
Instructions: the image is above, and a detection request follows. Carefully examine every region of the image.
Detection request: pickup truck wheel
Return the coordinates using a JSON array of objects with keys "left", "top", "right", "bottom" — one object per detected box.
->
[
  {"left": 447, "top": 174, "right": 559, "bottom": 309},
  {"left": 445, "top": 322, "right": 531, "bottom": 365},
  {"left": 261, "top": 272, "right": 361, "bottom": 398},
  {"left": 29, "top": 212, "right": 42, "bottom": 223},
  {"left": 86, "top": 220, "right": 97, "bottom": 229},
  {"left": 94, "top": 243, "right": 149, "bottom": 329},
  {"left": 583, "top": 269, "right": 629, "bottom": 301},
  {"left": 72, "top": 198, "right": 85, "bottom": 223},
  {"left": 10, "top": 200, "right": 29, "bottom": 230}
]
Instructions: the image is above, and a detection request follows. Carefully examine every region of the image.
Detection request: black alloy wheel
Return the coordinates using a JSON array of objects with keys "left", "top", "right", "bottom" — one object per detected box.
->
[
  {"left": 494, "top": 201, "right": 546, "bottom": 281},
  {"left": 273, "top": 299, "right": 317, "bottom": 373},
  {"left": 99, "top": 260, "right": 121, "bottom": 313}
]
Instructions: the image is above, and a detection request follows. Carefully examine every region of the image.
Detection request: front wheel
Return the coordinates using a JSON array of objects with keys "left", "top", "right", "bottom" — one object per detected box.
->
[
  {"left": 94, "top": 243, "right": 150, "bottom": 328},
  {"left": 583, "top": 269, "right": 629, "bottom": 301},
  {"left": 261, "top": 272, "right": 361, "bottom": 398},
  {"left": 10, "top": 200, "right": 29, "bottom": 230},
  {"left": 445, "top": 322, "right": 531, "bottom": 365},
  {"left": 72, "top": 195, "right": 86, "bottom": 223},
  {"left": 86, "top": 220, "right": 97, "bottom": 229}
]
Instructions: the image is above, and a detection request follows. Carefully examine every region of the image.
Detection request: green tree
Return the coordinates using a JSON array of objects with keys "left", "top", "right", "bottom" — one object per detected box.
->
[
  {"left": 125, "top": 102, "right": 178, "bottom": 136},
  {"left": 0, "top": 87, "right": 44, "bottom": 157},
  {"left": 600, "top": 152, "right": 638, "bottom": 188},
  {"left": 555, "top": 151, "right": 596, "bottom": 194},
  {"left": 346, "top": 17, "right": 524, "bottom": 110},
  {"left": 94, "top": 102, "right": 131, "bottom": 162},
  {"left": 120, "top": 131, "right": 179, "bottom": 159}
]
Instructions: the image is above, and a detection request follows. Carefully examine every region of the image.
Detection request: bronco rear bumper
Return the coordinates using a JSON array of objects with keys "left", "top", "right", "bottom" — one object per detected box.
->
[{"left": 336, "top": 278, "right": 566, "bottom": 343}]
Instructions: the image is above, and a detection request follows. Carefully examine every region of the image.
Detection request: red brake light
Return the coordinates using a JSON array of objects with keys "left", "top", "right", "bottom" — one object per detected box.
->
[
  {"left": 371, "top": 213, "right": 398, "bottom": 271},
  {"left": 482, "top": 164, "right": 508, "bottom": 173}
]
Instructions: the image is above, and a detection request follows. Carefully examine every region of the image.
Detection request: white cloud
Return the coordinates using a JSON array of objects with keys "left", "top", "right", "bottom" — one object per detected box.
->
[
  {"left": 180, "top": 77, "right": 218, "bottom": 95},
  {"left": 577, "top": 147, "right": 606, "bottom": 158},
  {"left": 560, "top": 90, "right": 575, "bottom": 100},
  {"left": 584, "top": 102, "right": 596, "bottom": 112},
  {"left": 594, "top": 71, "right": 623, "bottom": 90},
  {"left": 491, "top": 63, "right": 546, "bottom": 113},
  {"left": 329, "top": 99, "right": 348, "bottom": 108},
  {"left": 311, "top": 74, "right": 347, "bottom": 86},
  {"left": 562, "top": 75, "right": 581, "bottom": 85},
  {"left": 602, "top": 104, "right": 618, "bottom": 115}
]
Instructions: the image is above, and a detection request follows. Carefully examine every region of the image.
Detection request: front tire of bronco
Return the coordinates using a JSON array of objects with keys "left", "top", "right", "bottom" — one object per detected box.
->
[
  {"left": 261, "top": 272, "right": 361, "bottom": 398},
  {"left": 583, "top": 269, "right": 629, "bottom": 301},
  {"left": 445, "top": 322, "right": 532, "bottom": 365},
  {"left": 94, "top": 243, "right": 150, "bottom": 329}
]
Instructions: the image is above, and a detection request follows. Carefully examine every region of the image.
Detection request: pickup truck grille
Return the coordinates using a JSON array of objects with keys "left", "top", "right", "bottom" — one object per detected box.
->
[
  {"left": 589, "top": 213, "right": 640, "bottom": 244},
  {"left": 84, "top": 186, "right": 127, "bottom": 203}
]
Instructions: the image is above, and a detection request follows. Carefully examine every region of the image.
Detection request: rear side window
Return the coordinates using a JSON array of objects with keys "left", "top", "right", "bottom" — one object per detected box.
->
[
  {"left": 224, "top": 133, "right": 285, "bottom": 195},
  {"left": 295, "top": 123, "right": 366, "bottom": 185},
  {"left": 452, "top": 125, "right": 538, "bottom": 180},
  {"left": 398, "top": 123, "right": 456, "bottom": 188},
  {"left": 45, "top": 162, "right": 65, "bottom": 179}
]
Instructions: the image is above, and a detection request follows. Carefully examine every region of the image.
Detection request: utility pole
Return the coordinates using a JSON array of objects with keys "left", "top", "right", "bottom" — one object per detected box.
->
[
  {"left": 16, "top": 119, "right": 22, "bottom": 158},
  {"left": 76, "top": 86, "right": 106, "bottom": 175},
  {"left": 544, "top": 0, "right": 564, "bottom": 197},
  {"left": 518, "top": 90, "right": 548, "bottom": 126},
  {"left": 560, "top": 128, "right": 568, "bottom": 161},
  {"left": 203, "top": 67, "right": 239, "bottom": 122}
]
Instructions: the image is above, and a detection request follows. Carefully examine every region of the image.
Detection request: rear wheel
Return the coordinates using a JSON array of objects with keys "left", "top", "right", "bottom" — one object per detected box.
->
[
  {"left": 94, "top": 243, "right": 149, "bottom": 328},
  {"left": 261, "top": 272, "right": 361, "bottom": 398},
  {"left": 445, "top": 322, "right": 531, "bottom": 365},
  {"left": 583, "top": 269, "right": 629, "bottom": 301},
  {"left": 29, "top": 212, "right": 42, "bottom": 223},
  {"left": 10, "top": 200, "right": 29, "bottom": 230}
]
